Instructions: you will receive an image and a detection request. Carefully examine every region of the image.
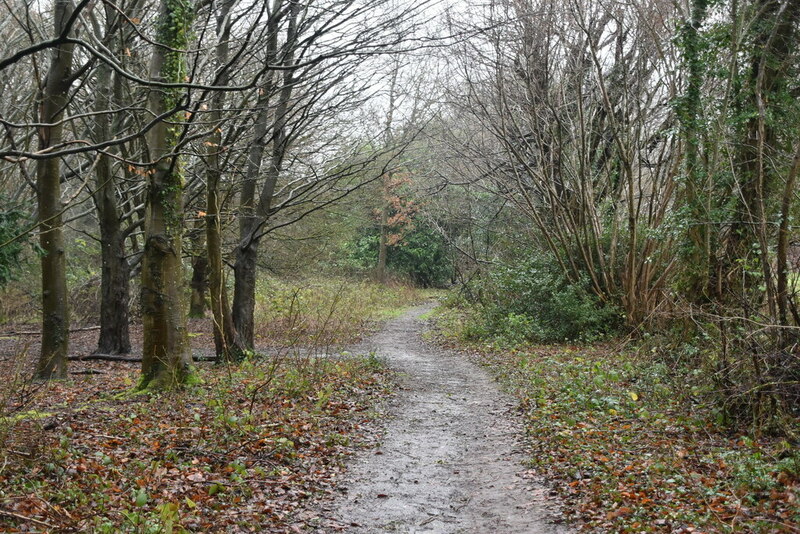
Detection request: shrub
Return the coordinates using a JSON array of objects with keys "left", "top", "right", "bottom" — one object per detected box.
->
[
  {"left": 347, "top": 220, "right": 453, "bottom": 288},
  {"left": 0, "top": 201, "right": 31, "bottom": 288},
  {"left": 464, "top": 253, "right": 620, "bottom": 345}
]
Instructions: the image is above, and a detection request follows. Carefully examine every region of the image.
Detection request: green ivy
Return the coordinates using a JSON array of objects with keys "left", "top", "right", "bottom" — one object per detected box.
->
[
  {"left": 0, "top": 201, "right": 30, "bottom": 288},
  {"left": 156, "top": 0, "right": 194, "bottom": 232}
]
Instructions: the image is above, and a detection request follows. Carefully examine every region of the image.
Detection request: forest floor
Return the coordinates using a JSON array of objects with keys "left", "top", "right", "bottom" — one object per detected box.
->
[
  {"left": 311, "top": 302, "right": 570, "bottom": 533},
  {"left": 430, "top": 308, "right": 800, "bottom": 533},
  {"left": 0, "top": 301, "right": 572, "bottom": 533},
  {"left": 0, "top": 320, "right": 394, "bottom": 532},
  {"left": 4, "top": 298, "right": 796, "bottom": 532}
]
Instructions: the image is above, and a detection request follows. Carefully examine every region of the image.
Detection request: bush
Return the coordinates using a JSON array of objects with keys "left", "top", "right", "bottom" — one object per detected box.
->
[
  {"left": 464, "top": 253, "right": 620, "bottom": 345},
  {"left": 0, "top": 201, "right": 30, "bottom": 288},
  {"left": 347, "top": 220, "right": 453, "bottom": 288}
]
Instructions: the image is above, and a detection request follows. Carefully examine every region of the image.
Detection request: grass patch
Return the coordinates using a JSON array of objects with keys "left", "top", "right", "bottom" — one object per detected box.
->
[
  {"left": 0, "top": 354, "right": 392, "bottom": 532},
  {"left": 253, "top": 276, "right": 425, "bottom": 347},
  {"left": 430, "top": 307, "right": 800, "bottom": 533}
]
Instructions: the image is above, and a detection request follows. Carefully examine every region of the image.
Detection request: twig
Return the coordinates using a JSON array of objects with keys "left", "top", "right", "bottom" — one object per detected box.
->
[
  {"left": 67, "top": 353, "right": 217, "bottom": 363},
  {"left": 0, "top": 508, "right": 52, "bottom": 528},
  {"left": 90, "top": 433, "right": 125, "bottom": 441}
]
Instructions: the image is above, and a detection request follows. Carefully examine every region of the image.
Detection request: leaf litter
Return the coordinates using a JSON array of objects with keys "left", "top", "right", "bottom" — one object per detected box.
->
[
  {"left": 430, "top": 332, "right": 800, "bottom": 533},
  {"left": 0, "top": 353, "right": 393, "bottom": 532}
]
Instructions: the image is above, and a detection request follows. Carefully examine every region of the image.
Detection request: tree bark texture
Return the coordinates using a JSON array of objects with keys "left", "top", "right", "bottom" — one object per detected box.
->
[
  {"left": 139, "top": 0, "right": 193, "bottom": 389},
  {"left": 188, "top": 255, "right": 208, "bottom": 317},
  {"left": 233, "top": 0, "right": 296, "bottom": 349},
  {"left": 206, "top": 0, "right": 245, "bottom": 360},
  {"left": 188, "top": 219, "right": 208, "bottom": 318},
  {"left": 35, "top": 0, "right": 76, "bottom": 379},
  {"left": 777, "top": 145, "right": 800, "bottom": 335},
  {"left": 678, "top": 0, "right": 712, "bottom": 300},
  {"left": 94, "top": 62, "right": 131, "bottom": 355},
  {"left": 725, "top": 0, "right": 800, "bottom": 307}
]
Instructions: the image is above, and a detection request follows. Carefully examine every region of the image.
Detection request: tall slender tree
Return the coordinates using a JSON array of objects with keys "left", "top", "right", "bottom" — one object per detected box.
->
[
  {"left": 677, "top": 0, "right": 712, "bottom": 300},
  {"left": 233, "top": 0, "right": 298, "bottom": 349},
  {"left": 139, "top": 0, "right": 194, "bottom": 389},
  {"left": 206, "top": 0, "right": 245, "bottom": 361},
  {"left": 36, "top": 0, "right": 77, "bottom": 379}
]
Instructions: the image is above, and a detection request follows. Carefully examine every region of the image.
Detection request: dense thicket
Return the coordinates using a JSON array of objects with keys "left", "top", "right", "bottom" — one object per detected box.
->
[{"left": 433, "top": 0, "right": 800, "bottom": 427}]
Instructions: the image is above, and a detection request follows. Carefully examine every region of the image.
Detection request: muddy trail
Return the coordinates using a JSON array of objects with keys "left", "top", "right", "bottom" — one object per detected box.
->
[{"left": 318, "top": 303, "right": 572, "bottom": 533}]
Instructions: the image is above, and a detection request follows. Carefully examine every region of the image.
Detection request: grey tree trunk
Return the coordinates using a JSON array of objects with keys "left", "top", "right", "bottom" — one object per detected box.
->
[
  {"left": 233, "top": 0, "right": 296, "bottom": 349},
  {"left": 139, "top": 0, "right": 192, "bottom": 389},
  {"left": 188, "top": 220, "right": 208, "bottom": 318},
  {"left": 94, "top": 62, "right": 131, "bottom": 355},
  {"left": 35, "top": 0, "right": 76, "bottom": 379},
  {"left": 375, "top": 64, "right": 398, "bottom": 284},
  {"left": 206, "top": 0, "right": 245, "bottom": 360}
]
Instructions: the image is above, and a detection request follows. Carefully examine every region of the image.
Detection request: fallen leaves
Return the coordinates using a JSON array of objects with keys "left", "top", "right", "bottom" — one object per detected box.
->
[
  {"left": 434, "top": 329, "right": 800, "bottom": 533},
  {"left": 0, "top": 355, "right": 393, "bottom": 532}
]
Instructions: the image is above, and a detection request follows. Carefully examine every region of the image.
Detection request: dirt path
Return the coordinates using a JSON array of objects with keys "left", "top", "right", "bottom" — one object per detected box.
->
[{"left": 320, "top": 303, "right": 572, "bottom": 533}]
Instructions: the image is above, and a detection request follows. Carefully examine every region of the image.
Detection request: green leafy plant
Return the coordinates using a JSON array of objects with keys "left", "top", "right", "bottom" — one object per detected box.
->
[
  {"left": 0, "top": 201, "right": 31, "bottom": 288},
  {"left": 347, "top": 220, "right": 453, "bottom": 288},
  {"left": 462, "top": 253, "right": 621, "bottom": 345}
]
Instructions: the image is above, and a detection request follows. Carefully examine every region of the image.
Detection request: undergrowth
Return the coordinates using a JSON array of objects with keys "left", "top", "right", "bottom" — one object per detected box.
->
[
  {"left": 253, "top": 276, "right": 425, "bottom": 347},
  {"left": 0, "top": 354, "right": 391, "bottom": 532},
  {"left": 445, "top": 254, "right": 620, "bottom": 346},
  {"left": 431, "top": 307, "right": 800, "bottom": 533}
]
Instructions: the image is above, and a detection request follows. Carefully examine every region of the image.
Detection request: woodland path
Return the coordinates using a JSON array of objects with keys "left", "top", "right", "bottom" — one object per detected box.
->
[{"left": 319, "top": 303, "right": 572, "bottom": 533}]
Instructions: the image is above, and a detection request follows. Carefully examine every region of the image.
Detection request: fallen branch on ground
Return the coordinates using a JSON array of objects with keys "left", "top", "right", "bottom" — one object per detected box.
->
[
  {"left": 6, "top": 326, "right": 101, "bottom": 336},
  {"left": 67, "top": 354, "right": 218, "bottom": 363},
  {"left": 0, "top": 508, "right": 52, "bottom": 528}
]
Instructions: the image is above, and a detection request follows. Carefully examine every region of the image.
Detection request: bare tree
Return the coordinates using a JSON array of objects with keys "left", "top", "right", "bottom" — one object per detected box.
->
[
  {"left": 35, "top": 0, "right": 78, "bottom": 379},
  {"left": 138, "top": 0, "right": 193, "bottom": 389},
  {"left": 441, "top": 0, "right": 680, "bottom": 324}
]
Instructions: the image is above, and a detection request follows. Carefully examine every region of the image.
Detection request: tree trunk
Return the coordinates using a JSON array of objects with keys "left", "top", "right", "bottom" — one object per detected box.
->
[
  {"left": 677, "top": 0, "right": 712, "bottom": 301},
  {"left": 94, "top": 62, "right": 131, "bottom": 355},
  {"left": 139, "top": 0, "right": 193, "bottom": 390},
  {"left": 188, "top": 219, "right": 208, "bottom": 318},
  {"left": 777, "top": 145, "right": 800, "bottom": 337},
  {"left": 233, "top": 240, "right": 258, "bottom": 349},
  {"left": 235, "top": 61, "right": 295, "bottom": 346},
  {"left": 376, "top": 64, "right": 398, "bottom": 285},
  {"left": 377, "top": 187, "right": 389, "bottom": 283},
  {"left": 233, "top": 0, "right": 296, "bottom": 350},
  {"left": 188, "top": 254, "right": 208, "bottom": 317},
  {"left": 206, "top": 0, "right": 245, "bottom": 361},
  {"left": 207, "top": 175, "right": 242, "bottom": 359},
  {"left": 35, "top": 0, "right": 76, "bottom": 379},
  {"left": 725, "top": 0, "right": 800, "bottom": 306}
]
